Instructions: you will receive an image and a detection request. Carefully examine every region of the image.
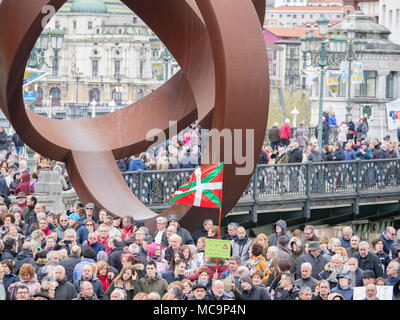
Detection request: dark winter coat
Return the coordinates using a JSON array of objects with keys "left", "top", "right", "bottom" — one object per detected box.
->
[
  {"left": 15, "top": 249, "right": 38, "bottom": 274},
  {"left": 241, "top": 284, "right": 271, "bottom": 300},
  {"left": 192, "top": 227, "right": 208, "bottom": 245},
  {"left": 161, "top": 271, "right": 187, "bottom": 284},
  {"left": 268, "top": 127, "right": 281, "bottom": 143},
  {"left": 274, "top": 286, "right": 299, "bottom": 300},
  {"left": 379, "top": 233, "right": 394, "bottom": 255},
  {"left": 307, "top": 150, "right": 324, "bottom": 162},
  {"left": 83, "top": 241, "right": 106, "bottom": 259},
  {"left": 231, "top": 235, "right": 253, "bottom": 265},
  {"left": 60, "top": 254, "right": 82, "bottom": 282},
  {"left": 54, "top": 276, "right": 78, "bottom": 300},
  {"left": 161, "top": 226, "right": 194, "bottom": 247},
  {"left": 334, "top": 148, "right": 345, "bottom": 161},
  {"left": 392, "top": 277, "right": 400, "bottom": 300},
  {"left": 268, "top": 220, "right": 292, "bottom": 247},
  {"left": 12, "top": 133, "right": 24, "bottom": 147},
  {"left": 287, "top": 147, "right": 303, "bottom": 163},
  {"left": 339, "top": 236, "right": 351, "bottom": 249},
  {"left": 0, "top": 130, "right": 9, "bottom": 150},
  {"left": 74, "top": 276, "right": 104, "bottom": 300},
  {"left": 353, "top": 251, "right": 384, "bottom": 278},
  {"left": 103, "top": 278, "right": 141, "bottom": 300},
  {"left": 107, "top": 246, "right": 126, "bottom": 273},
  {"left": 75, "top": 222, "right": 89, "bottom": 245},
  {"left": 2, "top": 273, "right": 19, "bottom": 292},
  {"left": 330, "top": 283, "right": 353, "bottom": 300},
  {"left": 294, "top": 253, "right": 328, "bottom": 280}
]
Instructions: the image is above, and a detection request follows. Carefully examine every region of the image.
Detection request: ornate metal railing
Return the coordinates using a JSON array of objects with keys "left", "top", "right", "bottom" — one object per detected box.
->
[{"left": 121, "top": 159, "right": 400, "bottom": 209}]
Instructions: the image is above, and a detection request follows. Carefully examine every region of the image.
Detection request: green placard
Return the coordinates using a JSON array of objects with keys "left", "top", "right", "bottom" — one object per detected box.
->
[{"left": 205, "top": 239, "right": 231, "bottom": 259}]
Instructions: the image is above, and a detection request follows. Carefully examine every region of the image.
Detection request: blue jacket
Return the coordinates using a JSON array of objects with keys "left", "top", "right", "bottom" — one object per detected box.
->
[
  {"left": 391, "top": 240, "right": 400, "bottom": 259},
  {"left": 355, "top": 147, "right": 372, "bottom": 160},
  {"left": 386, "top": 274, "right": 400, "bottom": 286},
  {"left": 72, "top": 258, "right": 96, "bottom": 282},
  {"left": 328, "top": 116, "right": 337, "bottom": 126},
  {"left": 83, "top": 242, "right": 106, "bottom": 260},
  {"left": 330, "top": 284, "right": 353, "bottom": 300},
  {"left": 379, "top": 233, "right": 393, "bottom": 255},
  {"left": 75, "top": 222, "right": 89, "bottom": 245},
  {"left": 344, "top": 149, "right": 356, "bottom": 160},
  {"left": 161, "top": 271, "right": 187, "bottom": 284},
  {"left": 339, "top": 236, "right": 351, "bottom": 249},
  {"left": 129, "top": 158, "right": 147, "bottom": 171}
]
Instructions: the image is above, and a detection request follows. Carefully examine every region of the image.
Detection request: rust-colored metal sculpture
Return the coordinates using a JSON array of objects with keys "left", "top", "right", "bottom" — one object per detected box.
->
[{"left": 0, "top": 0, "right": 269, "bottom": 233}]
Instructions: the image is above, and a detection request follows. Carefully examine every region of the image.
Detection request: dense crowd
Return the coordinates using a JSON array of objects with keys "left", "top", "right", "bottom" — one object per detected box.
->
[
  {"left": 0, "top": 198, "right": 399, "bottom": 300},
  {"left": 264, "top": 112, "right": 400, "bottom": 165}
]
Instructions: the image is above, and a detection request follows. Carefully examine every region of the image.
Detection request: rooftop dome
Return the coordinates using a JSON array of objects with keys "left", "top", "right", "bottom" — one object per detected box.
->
[{"left": 71, "top": 0, "right": 107, "bottom": 14}]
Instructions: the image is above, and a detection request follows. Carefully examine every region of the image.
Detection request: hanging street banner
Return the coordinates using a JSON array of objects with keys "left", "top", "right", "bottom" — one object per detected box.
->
[
  {"left": 327, "top": 70, "right": 342, "bottom": 96},
  {"left": 151, "top": 62, "right": 164, "bottom": 81},
  {"left": 386, "top": 98, "right": 400, "bottom": 130},
  {"left": 23, "top": 89, "right": 37, "bottom": 106},
  {"left": 340, "top": 61, "right": 349, "bottom": 84},
  {"left": 352, "top": 61, "right": 364, "bottom": 84},
  {"left": 205, "top": 239, "right": 231, "bottom": 259},
  {"left": 23, "top": 68, "right": 49, "bottom": 88}
]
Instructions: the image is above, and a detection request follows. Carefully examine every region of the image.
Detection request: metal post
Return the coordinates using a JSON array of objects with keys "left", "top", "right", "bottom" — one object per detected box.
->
[
  {"left": 251, "top": 168, "right": 258, "bottom": 225},
  {"left": 346, "top": 41, "right": 354, "bottom": 119},
  {"left": 304, "top": 162, "right": 311, "bottom": 219},
  {"left": 317, "top": 36, "right": 327, "bottom": 151}
]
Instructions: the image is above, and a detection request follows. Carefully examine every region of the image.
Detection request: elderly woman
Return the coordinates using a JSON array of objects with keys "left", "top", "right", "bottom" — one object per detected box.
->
[
  {"left": 319, "top": 254, "right": 344, "bottom": 289},
  {"left": 9, "top": 263, "right": 41, "bottom": 299},
  {"left": 96, "top": 260, "right": 113, "bottom": 292},
  {"left": 322, "top": 238, "right": 341, "bottom": 262},
  {"left": 103, "top": 265, "right": 141, "bottom": 300}
]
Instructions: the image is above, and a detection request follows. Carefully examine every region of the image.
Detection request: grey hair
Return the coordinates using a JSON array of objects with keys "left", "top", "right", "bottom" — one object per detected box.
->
[
  {"left": 203, "top": 218, "right": 213, "bottom": 227},
  {"left": 111, "top": 288, "right": 127, "bottom": 300},
  {"left": 390, "top": 261, "right": 400, "bottom": 272},
  {"left": 359, "top": 241, "right": 370, "bottom": 248},
  {"left": 80, "top": 280, "right": 93, "bottom": 291},
  {"left": 156, "top": 216, "right": 168, "bottom": 225},
  {"left": 236, "top": 266, "right": 250, "bottom": 277},
  {"left": 169, "top": 285, "right": 183, "bottom": 299},
  {"left": 169, "top": 234, "right": 182, "bottom": 243},
  {"left": 304, "top": 225, "right": 314, "bottom": 233},
  {"left": 139, "top": 226, "right": 149, "bottom": 235},
  {"left": 267, "top": 246, "right": 279, "bottom": 256},
  {"left": 46, "top": 250, "right": 58, "bottom": 260},
  {"left": 167, "top": 225, "right": 177, "bottom": 233},
  {"left": 229, "top": 256, "right": 241, "bottom": 265},
  {"left": 299, "top": 286, "right": 312, "bottom": 295},
  {"left": 282, "top": 272, "right": 295, "bottom": 285},
  {"left": 227, "top": 222, "right": 239, "bottom": 230},
  {"left": 301, "top": 262, "right": 312, "bottom": 271}
]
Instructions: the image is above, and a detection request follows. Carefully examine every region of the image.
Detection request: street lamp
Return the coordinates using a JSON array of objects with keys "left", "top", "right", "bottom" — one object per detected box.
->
[
  {"left": 163, "top": 46, "right": 173, "bottom": 81},
  {"left": 109, "top": 99, "right": 116, "bottom": 113},
  {"left": 49, "top": 94, "right": 52, "bottom": 118},
  {"left": 28, "top": 22, "right": 64, "bottom": 70},
  {"left": 90, "top": 99, "right": 96, "bottom": 118},
  {"left": 72, "top": 68, "right": 83, "bottom": 104}
]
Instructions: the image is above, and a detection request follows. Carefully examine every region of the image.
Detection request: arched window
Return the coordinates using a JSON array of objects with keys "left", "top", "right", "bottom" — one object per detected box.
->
[
  {"left": 112, "top": 88, "right": 122, "bottom": 104},
  {"left": 89, "top": 88, "right": 101, "bottom": 103},
  {"left": 36, "top": 87, "right": 43, "bottom": 105},
  {"left": 49, "top": 87, "right": 61, "bottom": 106}
]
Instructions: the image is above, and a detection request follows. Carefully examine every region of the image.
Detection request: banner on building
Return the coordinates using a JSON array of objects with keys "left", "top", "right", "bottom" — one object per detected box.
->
[
  {"left": 352, "top": 61, "right": 364, "bottom": 84},
  {"left": 151, "top": 62, "right": 164, "bottom": 81},
  {"left": 386, "top": 98, "right": 400, "bottom": 131},
  {"left": 340, "top": 61, "right": 349, "bottom": 84},
  {"left": 22, "top": 68, "right": 49, "bottom": 88},
  {"left": 327, "top": 70, "right": 342, "bottom": 96},
  {"left": 302, "top": 68, "right": 319, "bottom": 82}
]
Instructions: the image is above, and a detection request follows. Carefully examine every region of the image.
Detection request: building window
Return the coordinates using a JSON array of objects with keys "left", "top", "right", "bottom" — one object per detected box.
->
[
  {"left": 273, "top": 64, "right": 276, "bottom": 76},
  {"left": 137, "top": 89, "right": 144, "bottom": 101},
  {"left": 73, "top": 21, "right": 77, "bottom": 30},
  {"left": 293, "top": 14, "right": 297, "bottom": 19},
  {"left": 49, "top": 87, "right": 61, "bottom": 106},
  {"left": 115, "top": 60, "right": 121, "bottom": 76},
  {"left": 112, "top": 88, "right": 122, "bottom": 104},
  {"left": 140, "top": 61, "right": 144, "bottom": 78},
  {"left": 92, "top": 60, "right": 98, "bottom": 77},
  {"left": 88, "top": 21, "right": 93, "bottom": 30},
  {"left": 36, "top": 87, "right": 43, "bottom": 105},
  {"left": 133, "top": 17, "right": 137, "bottom": 24},
  {"left": 96, "top": 29, "right": 100, "bottom": 34},
  {"left": 386, "top": 71, "right": 395, "bottom": 98},
  {"left": 273, "top": 51, "right": 277, "bottom": 60},
  {"left": 354, "top": 71, "right": 376, "bottom": 97},
  {"left": 89, "top": 88, "right": 101, "bottom": 103},
  {"left": 301, "top": 15, "right": 304, "bottom": 19}
]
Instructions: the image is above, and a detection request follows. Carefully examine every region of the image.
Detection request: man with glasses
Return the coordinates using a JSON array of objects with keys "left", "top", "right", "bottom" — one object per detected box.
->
[
  {"left": 97, "top": 224, "right": 111, "bottom": 254},
  {"left": 84, "top": 203, "right": 98, "bottom": 223},
  {"left": 14, "top": 284, "right": 31, "bottom": 300},
  {"left": 379, "top": 226, "right": 396, "bottom": 255},
  {"left": 312, "top": 279, "right": 330, "bottom": 300},
  {"left": 153, "top": 216, "right": 167, "bottom": 245},
  {"left": 83, "top": 232, "right": 106, "bottom": 259},
  {"left": 55, "top": 214, "right": 70, "bottom": 240}
]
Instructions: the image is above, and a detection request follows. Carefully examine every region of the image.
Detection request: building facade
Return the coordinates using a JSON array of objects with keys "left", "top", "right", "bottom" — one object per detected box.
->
[
  {"left": 379, "top": 0, "right": 400, "bottom": 45},
  {"left": 31, "top": 0, "right": 177, "bottom": 119},
  {"left": 309, "top": 11, "right": 400, "bottom": 139},
  {"left": 265, "top": 5, "right": 344, "bottom": 28}
]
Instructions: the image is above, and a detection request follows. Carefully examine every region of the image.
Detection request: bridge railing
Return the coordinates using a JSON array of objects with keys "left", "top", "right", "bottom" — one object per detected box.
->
[{"left": 121, "top": 159, "right": 400, "bottom": 210}]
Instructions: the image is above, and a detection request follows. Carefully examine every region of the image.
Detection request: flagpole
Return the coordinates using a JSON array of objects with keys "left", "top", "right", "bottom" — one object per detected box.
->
[{"left": 215, "top": 206, "right": 222, "bottom": 276}]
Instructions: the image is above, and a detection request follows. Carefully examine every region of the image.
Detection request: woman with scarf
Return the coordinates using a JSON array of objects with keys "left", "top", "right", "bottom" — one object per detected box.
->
[
  {"left": 147, "top": 242, "right": 168, "bottom": 274},
  {"left": 318, "top": 254, "right": 344, "bottom": 289},
  {"left": 103, "top": 265, "right": 141, "bottom": 300},
  {"left": 9, "top": 263, "right": 41, "bottom": 299},
  {"left": 96, "top": 260, "right": 113, "bottom": 292},
  {"left": 180, "top": 244, "right": 197, "bottom": 275},
  {"left": 245, "top": 243, "right": 269, "bottom": 285}
]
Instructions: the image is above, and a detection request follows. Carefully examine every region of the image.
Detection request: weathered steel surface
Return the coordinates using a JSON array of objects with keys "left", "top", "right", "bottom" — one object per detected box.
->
[{"left": 0, "top": 0, "right": 269, "bottom": 233}]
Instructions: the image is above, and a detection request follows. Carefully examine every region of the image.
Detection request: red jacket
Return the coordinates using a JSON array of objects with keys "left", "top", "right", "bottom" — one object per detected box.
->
[
  {"left": 121, "top": 225, "right": 133, "bottom": 239},
  {"left": 98, "top": 235, "right": 111, "bottom": 255},
  {"left": 280, "top": 123, "right": 291, "bottom": 139},
  {"left": 97, "top": 273, "right": 112, "bottom": 292}
]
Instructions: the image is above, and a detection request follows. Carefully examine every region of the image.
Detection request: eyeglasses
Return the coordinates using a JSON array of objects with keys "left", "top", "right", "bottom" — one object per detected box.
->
[
  {"left": 391, "top": 233, "right": 396, "bottom": 236},
  {"left": 60, "top": 220, "right": 68, "bottom": 222},
  {"left": 86, "top": 224, "right": 93, "bottom": 226},
  {"left": 86, "top": 208, "right": 94, "bottom": 210}
]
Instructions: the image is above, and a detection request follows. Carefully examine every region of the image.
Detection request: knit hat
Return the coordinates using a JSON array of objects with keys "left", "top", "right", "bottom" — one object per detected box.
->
[
  {"left": 239, "top": 275, "right": 252, "bottom": 285},
  {"left": 308, "top": 241, "right": 321, "bottom": 251},
  {"left": 192, "top": 283, "right": 207, "bottom": 291},
  {"left": 336, "top": 270, "right": 351, "bottom": 280},
  {"left": 168, "top": 215, "right": 179, "bottom": 222},
  {"left": 362, "top": 270, "right": 376, "bottom": 279},
  {"left": 33, "top": 292, "right": 52, "bottom": 300},
  {"left": 16, "top": 192, "right": 27, "bottom": 199}
]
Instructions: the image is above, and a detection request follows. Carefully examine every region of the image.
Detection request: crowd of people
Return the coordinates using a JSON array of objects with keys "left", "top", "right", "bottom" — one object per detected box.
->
[
  {"left": 0, "top": 199, "right": 399, "bottom": 300},
  {"left": 263, "top": 112, "right": 400, "bottom": 165}
]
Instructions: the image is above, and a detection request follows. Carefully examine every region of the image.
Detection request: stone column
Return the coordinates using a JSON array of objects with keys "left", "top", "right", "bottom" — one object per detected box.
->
[
  {"left": 33, "top": 171, "right": 64, "bottom": 213},
  {"left": 376, "top": 71, "right": 389, "bottom": 99}
]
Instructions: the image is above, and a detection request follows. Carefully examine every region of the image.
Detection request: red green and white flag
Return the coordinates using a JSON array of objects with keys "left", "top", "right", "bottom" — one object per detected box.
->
[{"left": 169, "top": 163, "right": 224, "bottom": 208}]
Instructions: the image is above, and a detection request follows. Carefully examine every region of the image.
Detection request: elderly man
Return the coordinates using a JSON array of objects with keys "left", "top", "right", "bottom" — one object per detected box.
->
[
  {"left": 294, "top": 241, "right": 328, "bottom": 280},
  {"left": 379, "top": 226, "right": 396, "bottom": 255},
  {"left": 220, "top": 256, "right": 241, "bottom": 280},
  {"left": 347, "top": 257, "right": 364, "bottom": 288},
  {"left": 160, "top": 215, "right": 193, "bottom": 246},
  {"left": 53, "top": 265, "right": 78, "bottom": 300},
  {"left": 340, "top": 226, "right": 353, "bottom": 249},
  {"left": 190, "top": 283, "right": 208, "bottom": 300},
  {"left": 84, "top": 203, "right": 98, "bottom": 223},
  {"left": 161, "top": 225, "right": 177, "bottom": 247},
  {"left": 73, "top": 264, "right": 104, "bottom": 300},
  {"left": 354, "top": 241, "right": 384, "bottom": 278},
  {"left": 362, "top": 270, "right": 376, "bottom": 286},
  {"left": 385, "top": 261, "right": 400, "bottom": 286},
  {"left": 329, "top": 270, "right": 353, "bottom": 300},
  {"left": 83, "top": 232, "right": 106, "bottom": 259},
  {"left": 164, "top": 234, "right": 182, "bottom": 264},
  {"left": 294, "top": 262, "right": 318, "bottom": 289},
  {"left": 192, "top": 219, "right": 213, "bottom": 244},
  {"left": 104, "top": 215, "right": 121, "bottom": 238},
  {"left": 274, "top": 272, "right": 299, "bottom": 300},
  {"left": 239, "top": 275, "right": 270, "bottom": 300},
  {"left": 365, "top": 283, "right": 379, "bottom": 300},
  {"left": 206, "top": 280, "right": 230, "bottom": 300},
  {"left": 311, "top": 279, "right": 330, "bottom": 300},
  {"left": 121, "top": 216, "right": 135, "bottom": 239},
  {"left": 298, "top": 286, "right": 312, "bottom": 300},
  {"left": 167, "top": 285, "right": 183, "bottom": 300},
  {"left": 231, "top": 226, "right": 253, "bottom": 265},
  {"left": 346, "top": 235, "right": 360, "bottom": 258},
  {"left": 110, "top": 288, "right": 126, "bottom": 300},
  {"left": 55, "top": 214, "right": 70, "bottom": 240},
  {"left": 97, "top": 224, "right": 111, "bottom": 254},
  {"left": 224, "top": 222, "right": 239, "bottom": 241},
  {"left": 55, "top": 229, "right": 78, "bottom": 254},
  {"left": 73, "top": 247, "right": 96, "bottom": 281},
  {"left": 153, "top": 216, "right": 168, "bottom": 244},
  {"left": 73, "top": 281, "right": 98, "bottom": 300}
]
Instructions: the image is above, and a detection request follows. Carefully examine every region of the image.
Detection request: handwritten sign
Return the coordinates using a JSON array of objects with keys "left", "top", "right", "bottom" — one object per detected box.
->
[
  {"left": 205, "top": 239, "right": 231, "bottom": 259},
  {"left": 353, "top": 286, "right": 393, "bottom": 300}
]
